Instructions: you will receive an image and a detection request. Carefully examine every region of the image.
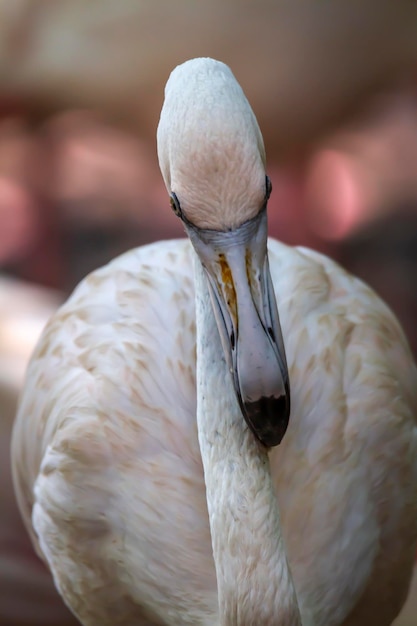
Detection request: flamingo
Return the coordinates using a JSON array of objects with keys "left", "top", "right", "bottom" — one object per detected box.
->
[{"left": 11, "top": 58, "right": 417, "bottom": 625}]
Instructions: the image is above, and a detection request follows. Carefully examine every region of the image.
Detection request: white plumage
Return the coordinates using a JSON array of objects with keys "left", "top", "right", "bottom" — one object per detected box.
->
[{"left": 11, "top": 58, "right": 417, "bottom": 625}]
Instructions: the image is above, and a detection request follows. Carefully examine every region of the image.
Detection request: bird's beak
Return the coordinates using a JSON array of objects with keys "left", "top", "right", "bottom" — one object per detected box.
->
[{"left": 186, "top": 208, "right": 290, "bottom": 447}]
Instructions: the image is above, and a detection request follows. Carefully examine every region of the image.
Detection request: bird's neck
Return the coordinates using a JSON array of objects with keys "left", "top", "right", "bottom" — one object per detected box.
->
[{"left": 193, "top": 255, "right": 301, "bottom": 626}]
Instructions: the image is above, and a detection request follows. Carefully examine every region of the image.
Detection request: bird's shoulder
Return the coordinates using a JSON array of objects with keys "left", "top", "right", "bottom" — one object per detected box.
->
[
  {"left": 267, "top": 237, "right": 417, "bottom": 473},
  {"left": 12, "top": 239, "right": 200, "bottom": 550}
]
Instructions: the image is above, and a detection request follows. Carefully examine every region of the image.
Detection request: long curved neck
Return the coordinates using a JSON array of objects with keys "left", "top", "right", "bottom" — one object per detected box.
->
[{"left": 193, "top": 254, "right": 301, "bottom": 626}]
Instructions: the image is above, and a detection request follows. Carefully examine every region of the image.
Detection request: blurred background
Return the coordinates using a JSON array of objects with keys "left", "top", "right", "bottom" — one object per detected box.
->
[{"left": 0, "top": 1, "right": 416, "bottom": 624}]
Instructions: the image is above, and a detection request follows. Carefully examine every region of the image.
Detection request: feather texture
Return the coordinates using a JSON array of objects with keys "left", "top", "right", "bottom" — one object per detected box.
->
[{"left": 12, "top": 238, "right": 417, "bottom": 625}]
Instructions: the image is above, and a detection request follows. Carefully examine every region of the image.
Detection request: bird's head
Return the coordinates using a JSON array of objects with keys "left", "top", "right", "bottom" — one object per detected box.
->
[
  {"left": 157, "top": 58, "right": 290, "bottom": 447},
  {"left": 157, "top": 57, "right": 267, "bottom": 230}
]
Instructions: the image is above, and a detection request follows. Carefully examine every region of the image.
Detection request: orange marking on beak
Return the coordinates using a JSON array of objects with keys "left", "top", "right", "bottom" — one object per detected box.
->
[{"left": 218, "top": 254, "right": 237, "bottom": 323}]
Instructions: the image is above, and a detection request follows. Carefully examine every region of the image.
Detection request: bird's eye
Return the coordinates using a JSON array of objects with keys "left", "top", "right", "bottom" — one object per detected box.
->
[
  {"left": 170, "top": 192, "right": 183, "bottom": 218},
  {"left": 265, "top": 175, "right": 272, "bottom": 201}
]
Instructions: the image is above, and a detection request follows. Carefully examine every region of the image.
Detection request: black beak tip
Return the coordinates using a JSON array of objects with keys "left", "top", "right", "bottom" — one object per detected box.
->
[{"left": 243, "top": 395, "right": 290, "bottom": 448}]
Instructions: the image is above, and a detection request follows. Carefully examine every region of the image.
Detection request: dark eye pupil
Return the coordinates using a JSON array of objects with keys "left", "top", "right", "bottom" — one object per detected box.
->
[
  {"left": 265, "top": 175, "right": 272, "bottom": 200},
  {"left": 170, "top": 193, "right": 182, "bottom": 218}
]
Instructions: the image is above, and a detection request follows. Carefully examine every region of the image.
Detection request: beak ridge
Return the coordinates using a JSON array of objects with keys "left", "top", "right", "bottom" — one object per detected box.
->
[{"left": 187, "top": 208, "right": 290, "bottom": 447}]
